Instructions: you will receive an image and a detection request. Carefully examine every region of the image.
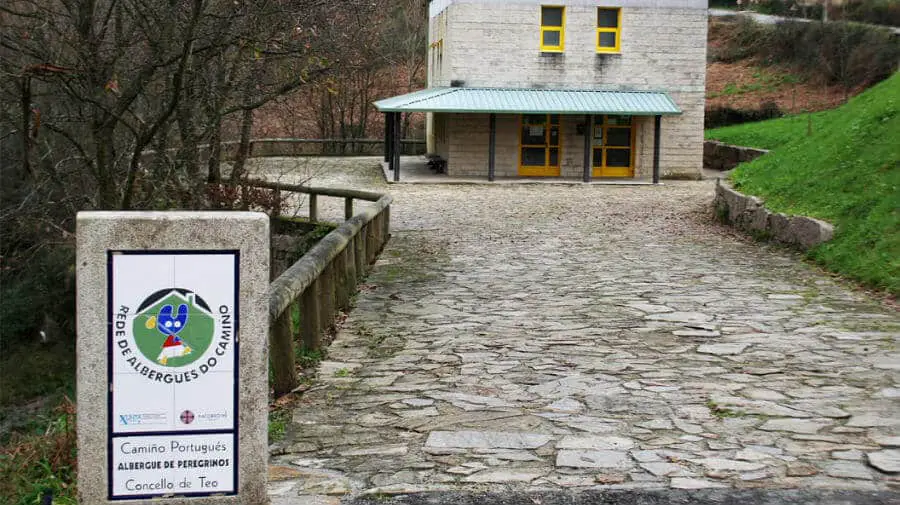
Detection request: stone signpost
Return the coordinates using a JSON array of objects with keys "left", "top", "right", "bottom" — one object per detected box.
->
[{"left": 76, "top": 212, "right": 269, "bottom": 505}]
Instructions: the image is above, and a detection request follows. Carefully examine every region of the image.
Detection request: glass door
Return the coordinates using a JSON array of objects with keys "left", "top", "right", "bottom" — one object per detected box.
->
[
  {"left": 592, "top": 115, "right": 634, "bottom": 177},
  {"left": 519, "top": 114, "right": 561, "bottom": 176}
]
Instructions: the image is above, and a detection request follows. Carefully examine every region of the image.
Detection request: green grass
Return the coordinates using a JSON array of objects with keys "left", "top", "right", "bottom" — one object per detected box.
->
[
  {"left": 0, "top": 400, "right": 77, "bottom": 505},
  {"left": 706, "top": 400, "right": 745, "bottom": 419},
  {"left": 705, "top": 110, "right": 833, "bottom": 150},
  {"left": 268, "top": 406, "right": 291, "bottom": 443},
  {"left": 707, "top": 73, "right": 900, "bottom": 295},
  {"left": 708, "top": 68, "right": 801, "bottom": 99}
]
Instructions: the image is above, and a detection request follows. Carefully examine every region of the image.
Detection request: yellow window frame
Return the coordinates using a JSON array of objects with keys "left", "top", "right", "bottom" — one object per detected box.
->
[
  {"left": 596, "top": 7, "right": 621, "bottom": 53},
  {"left": 540, "top": 6, "right": 565, "bottom": 52},
  {"left": 592, "top": 115, "right": 635, "bottom": 178},
  {"left": 519, "top": 114, "right": 561, "bottom": 177}
]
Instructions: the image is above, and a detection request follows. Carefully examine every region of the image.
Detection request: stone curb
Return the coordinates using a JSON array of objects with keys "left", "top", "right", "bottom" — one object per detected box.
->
[
  {"left": 714, "top": 180, "right": 834, "bottom": 250},
  {"left": 348, "top": 489, "right": 899, "bottom": 505}
]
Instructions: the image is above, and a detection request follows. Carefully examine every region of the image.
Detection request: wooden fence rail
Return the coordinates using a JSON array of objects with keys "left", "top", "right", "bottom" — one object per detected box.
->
[
  {"left": 246, "top": 179, "right": 392, "bottom": 396},
  {"left": 229, "top": 137, "right": 425, "bottom": 157}
]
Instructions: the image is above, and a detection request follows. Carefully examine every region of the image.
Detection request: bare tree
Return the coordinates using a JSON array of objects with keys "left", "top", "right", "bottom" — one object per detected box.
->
[
  {"left": 0, "top": 0, "right": 356, "bottom": 345},
  {"left": 381, "top": 0, "right": 427, "bottom": 137}
]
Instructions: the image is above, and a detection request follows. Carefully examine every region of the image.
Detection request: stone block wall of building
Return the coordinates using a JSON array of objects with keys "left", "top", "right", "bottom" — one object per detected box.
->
[
  {"left": 427, "top": 0, "right": 707, "bottom": 178},
  {"left": 444, "top": 113, "right": 664, "bottom": 180}
]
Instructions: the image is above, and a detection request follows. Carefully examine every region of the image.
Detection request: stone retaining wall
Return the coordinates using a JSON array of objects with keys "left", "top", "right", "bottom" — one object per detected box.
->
[
  {"left": 704, "top": 140, "right": 768, "bottom": 171},
  {"left": 714, "top": 180, "right": 834, "bottom": 250}
]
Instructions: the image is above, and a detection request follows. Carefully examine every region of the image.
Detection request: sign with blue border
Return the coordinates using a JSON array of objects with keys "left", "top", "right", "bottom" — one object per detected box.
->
[{"left": 107, "top": 250, "right": 239, "bottom": 499}]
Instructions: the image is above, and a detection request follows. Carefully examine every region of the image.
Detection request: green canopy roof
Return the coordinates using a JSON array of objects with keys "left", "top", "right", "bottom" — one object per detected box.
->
[{"left": 374, "top": 87, "right": 681, "bottom": 115}]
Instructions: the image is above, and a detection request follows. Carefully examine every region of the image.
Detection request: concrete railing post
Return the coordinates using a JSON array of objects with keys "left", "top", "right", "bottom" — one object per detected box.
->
[
  {"left": 376, "top": 212, "right": 385, "bottom": 253},
  {"left": 354, "top": 228, "right": 367, "bottom": 278},
  {"left": 273, "top": 188, "right": 282, "bottom": 218},
  {"left": 333, "top": 247, "right": 349, "bottom": 311},
  {"left": 345, "top": 197, "right": 354, "bottom": 220},
  {"left": 366, "top": 219, "right": 377, "bottom": 264},
  {"left": 345, "top": 242, "right": 358, "bottom": 303},
  {"left": 382, "top": 207, "right": 391, "bottom": 246},
  {"left": 319, "top": 262, "right": 335, "bottom": 332},
  {"left": 309, "top": 194, "right": 318, "bottom": 222},
  {"left": 270, "top": 310, "right": 298, "bottom": 396},
  {"left": 301, "top": 278, "right": 321, "bottom": 351}
]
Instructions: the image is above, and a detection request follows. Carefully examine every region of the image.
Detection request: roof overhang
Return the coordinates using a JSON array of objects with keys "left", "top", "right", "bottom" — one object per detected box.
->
[{"left": 373, "top": 87, "right": 682, "bottom": 115}]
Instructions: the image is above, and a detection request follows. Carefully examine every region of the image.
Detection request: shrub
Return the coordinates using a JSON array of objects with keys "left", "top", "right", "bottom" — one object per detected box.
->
[
  {"left": 711, "top": 17, "right": 770, "bottom": 63},
  {"left": 751, "top": 0, "right": 793, "bottom": 16},
  {"left": 0, "top": 399, "right": 77, "bottom": 505},
  {"left": 832, "top": 0, "right": 900, "bottom": 26},
  {"left": 765, "top": 20, "right": 900, "bottom": 88},
  {"left": 705, "top": 102, "right": 784, "bottom": 129},
  {"left": 0, "top": 246, "right": 75, "bottom": 347},
  {"left": 714, "top": 17, "right": 900, "bottom": 89}
]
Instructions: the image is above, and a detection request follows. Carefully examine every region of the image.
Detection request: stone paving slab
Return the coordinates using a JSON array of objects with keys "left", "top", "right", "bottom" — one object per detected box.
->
[{"left": 263, "top": 159, "right": 899, "bottom": 503}]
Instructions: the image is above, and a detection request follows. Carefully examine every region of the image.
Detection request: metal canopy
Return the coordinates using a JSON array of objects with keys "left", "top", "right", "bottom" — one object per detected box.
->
[{"left": 374, "top": 87, "right": 681, "bottom": 115}]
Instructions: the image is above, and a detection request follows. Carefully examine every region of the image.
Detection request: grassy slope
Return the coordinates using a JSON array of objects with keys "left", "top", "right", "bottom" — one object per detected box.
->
[
  {"left": 705, "top": 109, "right": 832, "bottom": 150},
  {"left": 706, "top": 73, "right": 900, "bottom": 295}
]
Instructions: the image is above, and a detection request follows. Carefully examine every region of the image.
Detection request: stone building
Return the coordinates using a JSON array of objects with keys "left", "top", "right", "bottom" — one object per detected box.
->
[{"left": 376, "top": 0, "right": 708, "bottom": 181}]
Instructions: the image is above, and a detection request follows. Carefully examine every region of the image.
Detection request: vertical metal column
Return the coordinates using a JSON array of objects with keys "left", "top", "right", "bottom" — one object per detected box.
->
[
  {"left": 384, "top": 112, "right": 392, "bottom": 164},
  {"left": 583, "top": 114, "right": 592, "bottom": 183},
  {"left": 392, "top": 112, "right": 401, "bottom": 182},
  {"left": 653, "top": 115, "right": 661, "bottom": 184},
  {"left": 488, "top": 113, "right": 496, "bottom": 182}
]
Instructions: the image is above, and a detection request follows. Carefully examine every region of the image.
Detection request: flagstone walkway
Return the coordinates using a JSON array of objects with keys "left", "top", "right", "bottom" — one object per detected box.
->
[{"left": 261, "top": 158, "right": 899, "bottom": 504}]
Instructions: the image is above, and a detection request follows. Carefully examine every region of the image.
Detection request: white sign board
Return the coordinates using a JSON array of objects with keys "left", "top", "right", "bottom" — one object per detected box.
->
[{"left": 108, "top": 251, "right": 238, "bottom": 499}]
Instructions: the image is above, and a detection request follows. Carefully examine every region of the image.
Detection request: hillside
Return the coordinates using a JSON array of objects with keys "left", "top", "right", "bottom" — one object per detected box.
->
[
  {"left": 704, "top": 17, "right": 854, "bottom": 116},
  {"left": 706, "top": 73, "right": 900, "bottom": 295},
  {"left": 706, "top": 61, "right": 856, "bottom": 114}
]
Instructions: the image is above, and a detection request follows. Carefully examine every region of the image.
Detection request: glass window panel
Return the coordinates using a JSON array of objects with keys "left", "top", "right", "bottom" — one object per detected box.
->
[
  {"left": 607, "top": 115, "right": 632, "bottom": 125},
  {"left": 549, "top": 126, "right": 559, "bottom": 145},
  {"left": 549, "top": 148, "right": 559, "bottom": 166},
  {"left": 524, "top": 115, "right": 545, "bottom": 125},
  {"left": 597, "top": 8, "right": 618, "bottom": 28},
  {"left": 549, "top": 114, "right": 560, "bottom": 124},
  {"left": 592, "top": 149, "right": 603, "bottom": 167},
  {"left": 592, "top": 126, "right": 603, "bottom": 146},
  {"left": 607, "top": 128, "right": 631, "bottom": 147},
  {"left": 598, "top": 31, "right": 617, "bottom": 48},
  {"left": 542, "top": 30, "right": 561, "bottom": 47},
  {"left": 522, "top": 127, "right": 545, "bottom": 145},
  {"left": 542, "top": 7, "right": 563, "bottom": 27},
  {"left": 607, "top": 149, "right": 631, "bottom": 167},
  {"left": 522, "top": 147, "right": 547, "bottom": 166}
]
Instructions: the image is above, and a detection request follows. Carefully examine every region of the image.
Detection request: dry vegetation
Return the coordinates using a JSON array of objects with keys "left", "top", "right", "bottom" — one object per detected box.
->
[{"left": 704, "top": 17, "right": 899, "bottom": 127}]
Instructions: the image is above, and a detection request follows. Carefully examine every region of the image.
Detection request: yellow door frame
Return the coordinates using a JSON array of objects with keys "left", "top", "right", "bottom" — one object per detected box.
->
[
  {"left": 591, "top": 115, "right": 636, "bottom": 178},
  {"left": 519, "top": 114, "right": 561, "bottom": 177}
]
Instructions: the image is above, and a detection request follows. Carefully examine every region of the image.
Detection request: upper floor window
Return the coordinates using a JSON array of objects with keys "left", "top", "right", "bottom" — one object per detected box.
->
[
  {"left": 540, "top": 6, "right": 565, "bottom": 52},
  {"left": 597, "top": 7, "right": 621, "bottom": 53}
]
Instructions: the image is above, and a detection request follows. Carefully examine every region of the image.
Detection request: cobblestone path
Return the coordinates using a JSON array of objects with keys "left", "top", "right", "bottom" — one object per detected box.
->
[{"left": 264, "top": 159, "right": 899, "bottom": 503}]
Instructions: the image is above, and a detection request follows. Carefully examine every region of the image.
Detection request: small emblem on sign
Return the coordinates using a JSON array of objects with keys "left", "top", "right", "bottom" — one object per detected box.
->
[
  {"left": 180, "top": 410, "right": 195, "bottom": 424},
  {"left": 133, "top": 289, "right": 214, "bottom": 368}
]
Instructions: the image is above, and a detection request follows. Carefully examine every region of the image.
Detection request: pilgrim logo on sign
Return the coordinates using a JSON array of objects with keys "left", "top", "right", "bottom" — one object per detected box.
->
[{"left": 133, "top": 289, "right": 214, "bottom": 368}]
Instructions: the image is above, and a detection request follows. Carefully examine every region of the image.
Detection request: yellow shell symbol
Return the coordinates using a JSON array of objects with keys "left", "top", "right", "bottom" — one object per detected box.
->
[{"left": 145, "top": 316, "right": 156, "bottom": 329}]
